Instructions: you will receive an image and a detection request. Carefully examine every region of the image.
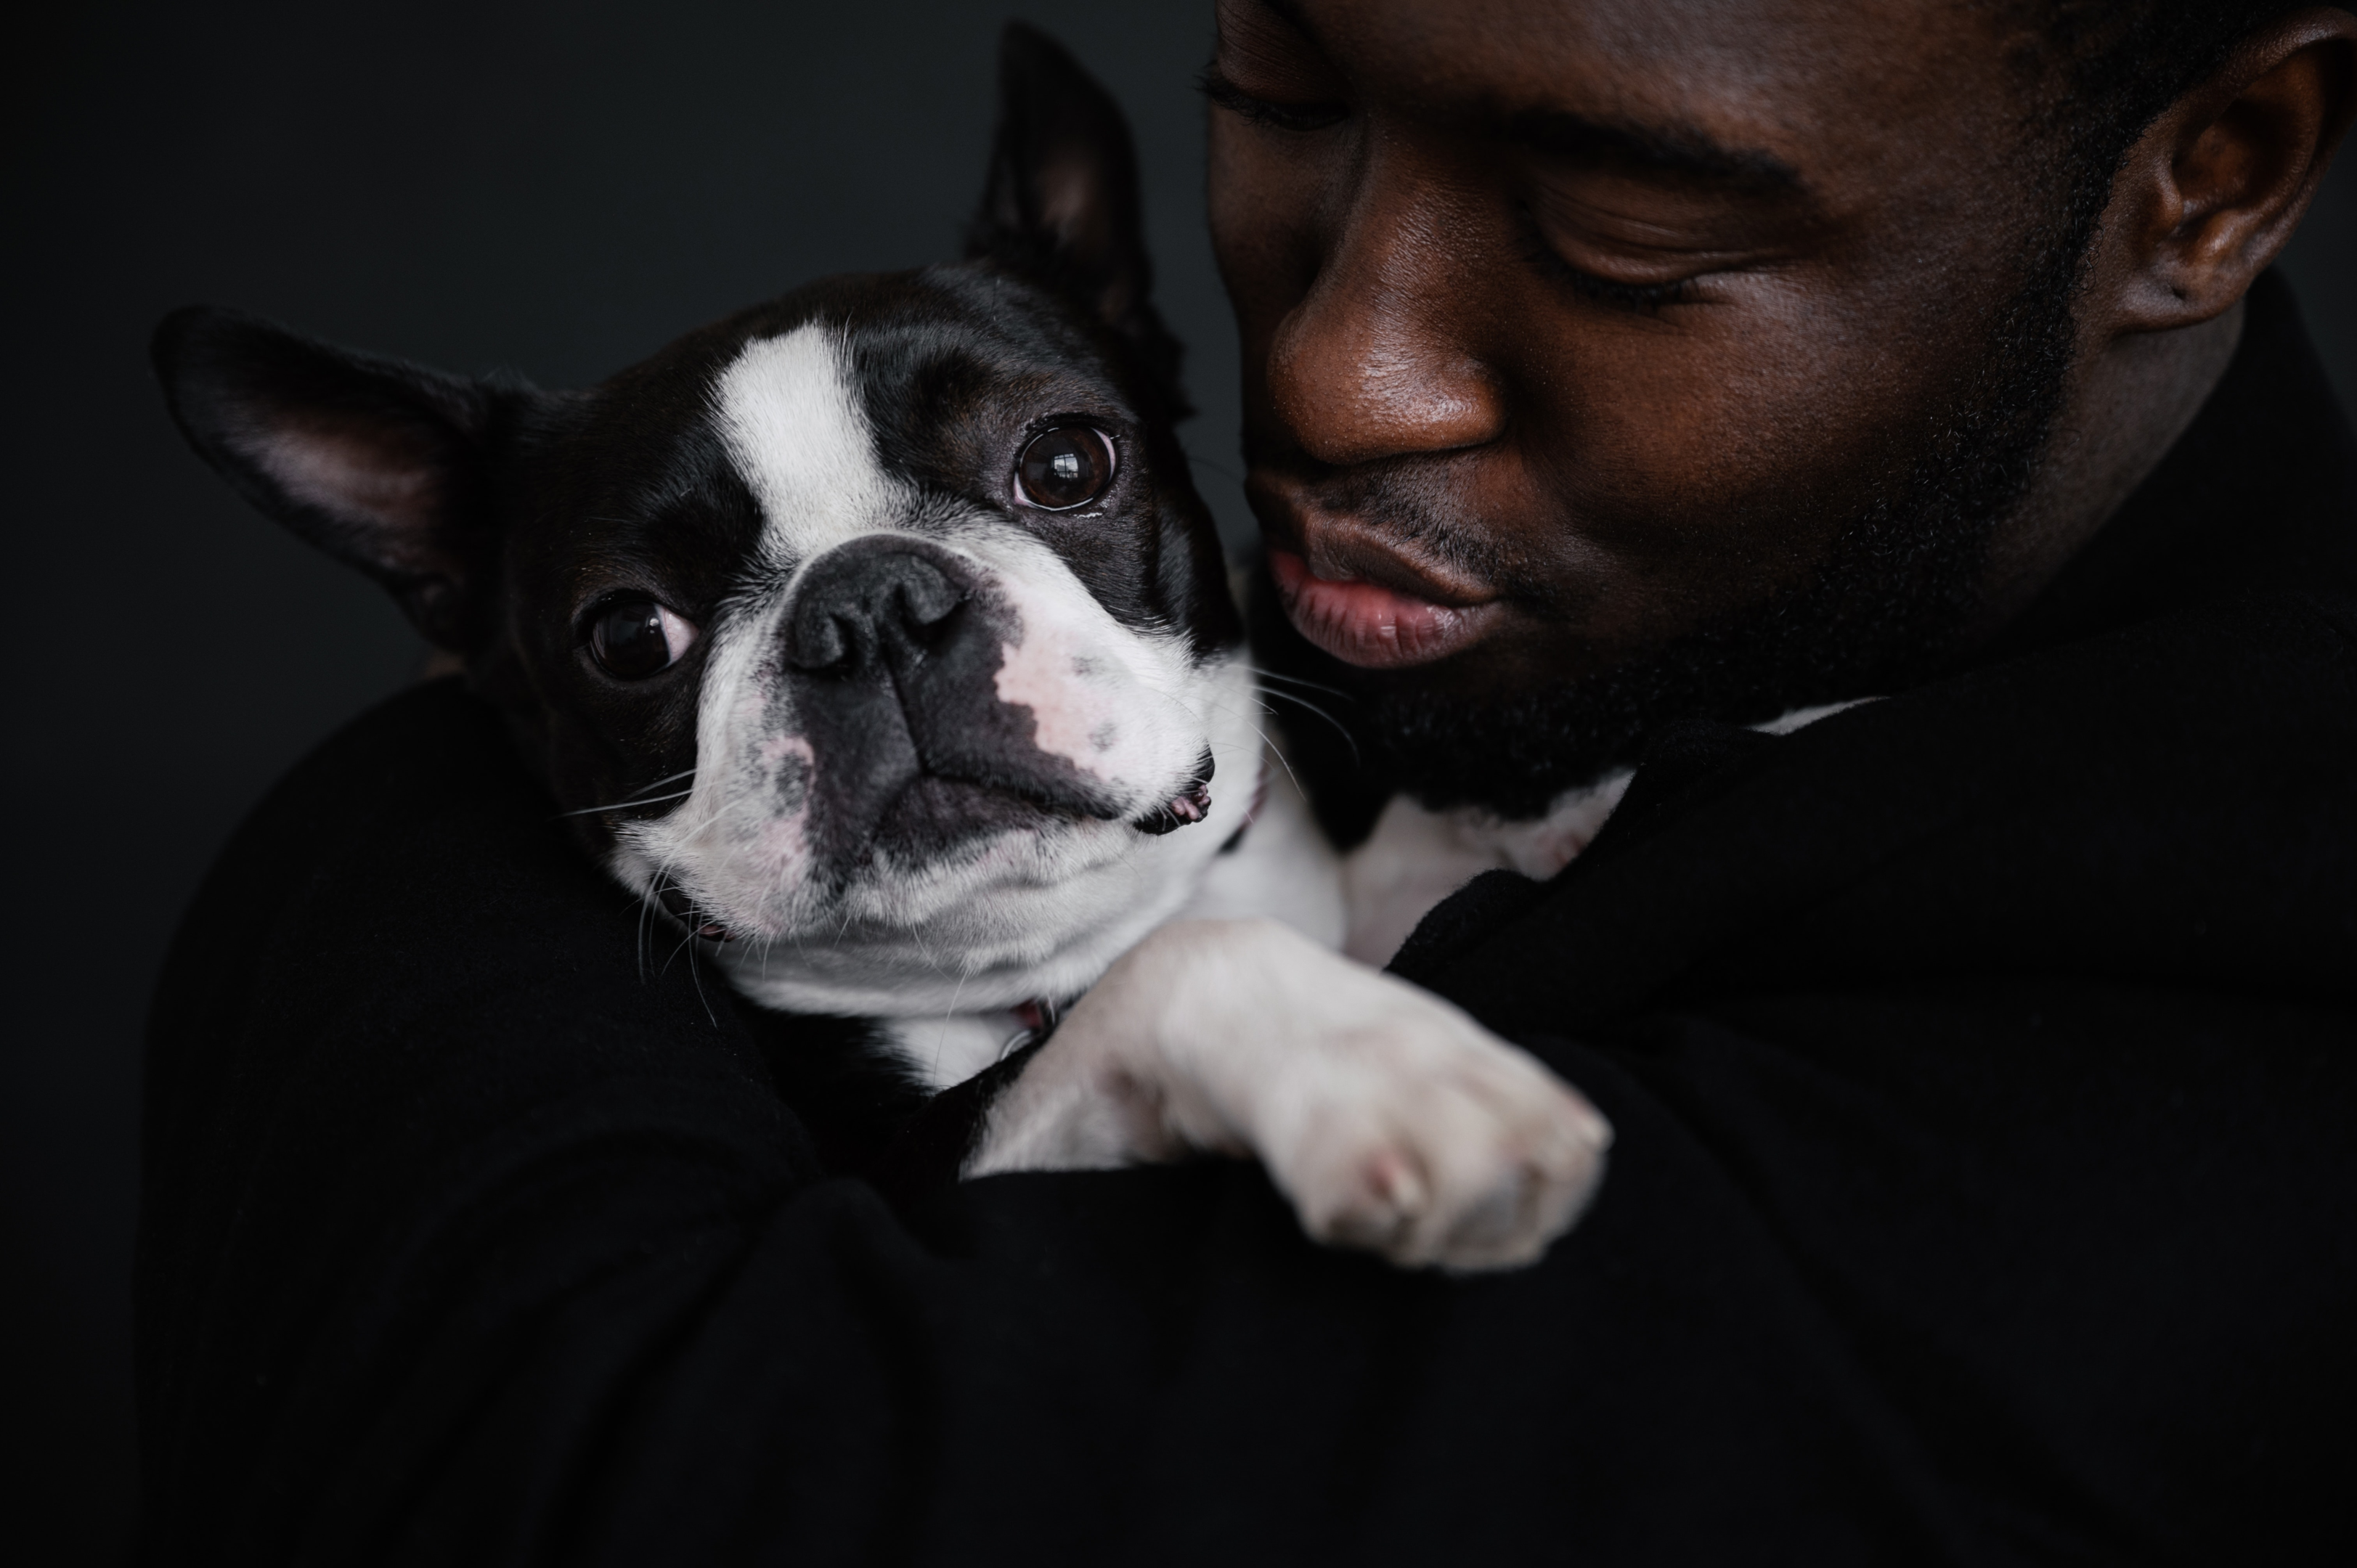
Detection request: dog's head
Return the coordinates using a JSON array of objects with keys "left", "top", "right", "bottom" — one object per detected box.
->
[{"left": 156, "top": 26, "right": 1257, "bottom": 1017}]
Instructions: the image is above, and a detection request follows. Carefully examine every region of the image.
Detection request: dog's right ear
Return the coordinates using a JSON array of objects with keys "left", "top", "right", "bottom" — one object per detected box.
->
[
  {"left": 152, "top": 307, "right": 526, "bottom": 650},
  {"left": 966, "top": 23, "right": 1186, "bottom": 416}
]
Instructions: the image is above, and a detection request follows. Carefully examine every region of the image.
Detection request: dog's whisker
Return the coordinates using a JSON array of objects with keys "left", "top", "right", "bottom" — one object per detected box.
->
[
  {"left": 1249, "top": 685, "right": 1362, "bottom": 764},
  {"left": 935, "top": 965, "right": 975, "bottom": 1082},
  {"left": 684, "top": 927, "right": 717, "bottom": 1026},
  {"left": 1243, "top": 663, "right": 1351, "bottom": 701},
  {"left": 557, "top": 787, "right": 696, "bottom": 819},
  {"left": 1242, "top": 719, "right": 1308, "bottom": 798},
  {"left": 636, "top": 874, "right": 657, "bottom": 982}
]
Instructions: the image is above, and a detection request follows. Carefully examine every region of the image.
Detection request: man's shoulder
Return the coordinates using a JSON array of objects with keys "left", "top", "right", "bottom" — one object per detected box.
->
[
  {"left": 140, "top": 677, "right": 792, "bottom": 1200},
  {"left": 148, "top": 678, "right": 561, "bottom": 1043}
]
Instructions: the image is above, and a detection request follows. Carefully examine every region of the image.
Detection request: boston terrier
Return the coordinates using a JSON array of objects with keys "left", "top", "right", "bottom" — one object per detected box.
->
[{"left": 153, "top": 25, "right": 1611, "bottom": 1271}]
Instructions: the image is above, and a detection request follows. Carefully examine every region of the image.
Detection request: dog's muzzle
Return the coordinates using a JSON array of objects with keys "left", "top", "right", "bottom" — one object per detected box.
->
[{"left": 781, "top": 536, "right": 1128, "bottom": 865}]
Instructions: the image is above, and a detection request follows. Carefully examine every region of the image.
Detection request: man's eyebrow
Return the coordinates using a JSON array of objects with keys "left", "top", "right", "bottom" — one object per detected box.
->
[
  {"left": 1500, "top": 109, "right": 1807, "bottom": 199},
  {"left": 1242, "top": 0, "right": 1327, "bottom": 54}
]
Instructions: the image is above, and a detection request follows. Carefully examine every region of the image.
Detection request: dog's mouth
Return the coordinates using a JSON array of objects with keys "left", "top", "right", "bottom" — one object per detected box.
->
[
  {"left": 1133, "top": 778, "right": 1213, "bottom": 836},
  {"left": 1130, "top": 747, "right": 1217, "bottom": 836},
  {"left": 850, "top": 742, "right": 1220, "bottom": 867},
  {"left": 656, "top": 749, "right": 1220, "bottom": 945},
  {"left": 656, "top": 883, "right": 734, "bottom": 942},
  {"left": 869, "top": 772, "right": 1097, "bottom": 861}
]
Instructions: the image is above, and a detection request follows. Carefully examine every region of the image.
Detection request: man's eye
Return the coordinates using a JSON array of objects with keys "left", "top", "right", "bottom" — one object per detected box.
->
[
  {"left": 588, "top": 598, "right": 698, "bottom": 679},
  {"left": 1016, "top": 427, "right": 1116, "bottom": 510},
  {"left": 1514, "top": 204, "right": 1704, "bottom": 316},
  {"left": 1197, "top": 70, "right": 1347, "bottom": 134}
]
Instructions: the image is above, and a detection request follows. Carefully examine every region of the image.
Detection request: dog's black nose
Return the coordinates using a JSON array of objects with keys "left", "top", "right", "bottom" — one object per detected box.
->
[
  {"left": 781, "top": 536, "right": 1122, "bottom": 867},
  {"left": 786, "top": 540, "right": 968, "bottom": 676}
]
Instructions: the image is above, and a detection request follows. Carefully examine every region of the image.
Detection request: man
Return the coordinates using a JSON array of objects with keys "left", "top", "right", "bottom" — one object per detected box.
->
[
  {"left": 1211, "top": 0, "right": 2351, "bottom": 828},
  {"left": 138, "top": 2, "right": 2356, "bottom": 1563}
]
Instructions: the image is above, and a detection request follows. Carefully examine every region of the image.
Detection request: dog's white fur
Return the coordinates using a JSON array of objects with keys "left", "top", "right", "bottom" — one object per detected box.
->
[{"left": 1340, "top": 771, "right": 1635, "bottom": 966}]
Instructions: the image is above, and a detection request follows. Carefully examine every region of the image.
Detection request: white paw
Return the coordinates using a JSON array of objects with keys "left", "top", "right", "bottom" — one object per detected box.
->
[
  {"left": 1250, "top": 1000, "right": 1613, "bottom": 1273},
  {"left": 970, "top": 918, "right": 1613, "bottom": 1272}
]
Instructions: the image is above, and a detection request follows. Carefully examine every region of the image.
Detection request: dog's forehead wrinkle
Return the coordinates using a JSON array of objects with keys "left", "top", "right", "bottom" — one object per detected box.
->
[{"left": 842, "top": 286, "right": 1132, "bottom": 442}]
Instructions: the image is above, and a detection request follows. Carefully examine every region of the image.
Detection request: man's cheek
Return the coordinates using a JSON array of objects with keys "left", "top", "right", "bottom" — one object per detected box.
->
[{"left": 1521, "top": 281, "right": 1971, "bottom": 551}]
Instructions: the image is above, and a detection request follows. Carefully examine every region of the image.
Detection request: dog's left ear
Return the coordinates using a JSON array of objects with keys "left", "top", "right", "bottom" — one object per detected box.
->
[
  {"left": 967, "top": 22, "right": 1187, "bottom": 415},
  {"left": 152, "top": 307, "right": 531, "bottom": 651}
]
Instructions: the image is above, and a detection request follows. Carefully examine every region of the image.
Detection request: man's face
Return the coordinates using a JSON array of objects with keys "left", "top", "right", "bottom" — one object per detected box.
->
[{"left": 1208, "top": 0, "right": 2084, "bottom": 814}]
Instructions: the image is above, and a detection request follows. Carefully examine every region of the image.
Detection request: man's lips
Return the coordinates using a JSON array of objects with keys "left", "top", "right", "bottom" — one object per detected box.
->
[{"left": 1267, "top": 547, "right": 1502, "bottom": 669}]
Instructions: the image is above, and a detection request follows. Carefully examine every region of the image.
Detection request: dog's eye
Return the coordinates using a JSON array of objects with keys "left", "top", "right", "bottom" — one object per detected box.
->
[
  {"left": 1016, "top": 427, "right": 1115, "bottom": 511},
  {"left": 589, "top": 598, "right": 698, "bottom": 680}
]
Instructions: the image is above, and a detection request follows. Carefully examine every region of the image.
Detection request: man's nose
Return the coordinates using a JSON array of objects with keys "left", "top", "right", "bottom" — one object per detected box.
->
[{"left": 1264, "top": 176, "right": 1506, "bottom": 467}]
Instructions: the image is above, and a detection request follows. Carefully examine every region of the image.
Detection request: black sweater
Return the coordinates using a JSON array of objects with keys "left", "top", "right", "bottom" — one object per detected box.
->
[{"left": 139, "top": 274, "right": 2357, "bottom": 1565}]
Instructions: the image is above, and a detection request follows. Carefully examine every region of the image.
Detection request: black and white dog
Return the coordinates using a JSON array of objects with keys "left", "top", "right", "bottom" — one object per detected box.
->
[{"left": 154, "top": 26, "right": 1610, "bottom": 1270}]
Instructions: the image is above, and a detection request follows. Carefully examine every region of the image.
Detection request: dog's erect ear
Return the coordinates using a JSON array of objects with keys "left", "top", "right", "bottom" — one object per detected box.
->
[
  {"left": 967, "top": 22, "right": 1187, "bottom": 415},
  {"left": 152, "top": 306, "right": 526, "bottom": 650}
]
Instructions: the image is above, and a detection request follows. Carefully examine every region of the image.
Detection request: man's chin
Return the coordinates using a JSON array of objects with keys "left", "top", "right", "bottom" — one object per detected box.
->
[{"left": 1245, "top": 574, "right": 1658, "bottom": 835}]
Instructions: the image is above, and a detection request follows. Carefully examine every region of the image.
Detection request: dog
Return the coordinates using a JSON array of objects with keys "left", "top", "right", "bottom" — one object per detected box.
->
[{"left": 153, "top": 25, "right": 1611, "bottom": 1271}]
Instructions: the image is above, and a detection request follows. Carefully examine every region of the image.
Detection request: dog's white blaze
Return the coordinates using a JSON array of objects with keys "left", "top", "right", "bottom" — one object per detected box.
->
[
  {"left": 715, "top": 324, "right": 901, "bottom": 571},
  {"left": 616, "top": 322, "right": 897, "bottom": 950}
]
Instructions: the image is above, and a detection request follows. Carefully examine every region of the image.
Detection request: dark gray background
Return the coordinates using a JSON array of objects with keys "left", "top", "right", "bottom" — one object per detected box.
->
[{"left": 4, "top": 4, "right": 2350, "bottom": 1561}]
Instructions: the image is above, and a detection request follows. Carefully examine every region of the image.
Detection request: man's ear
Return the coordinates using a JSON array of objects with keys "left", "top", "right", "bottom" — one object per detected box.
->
[
  {"left": 152, "top": 306, "right": 526, "bottom": 650},
  {"left": 966, "top": 22, "right": 1188, "bottom": 414},
  {"left": 2104, "top": 9, "right": 2357, "bottom": 330}
]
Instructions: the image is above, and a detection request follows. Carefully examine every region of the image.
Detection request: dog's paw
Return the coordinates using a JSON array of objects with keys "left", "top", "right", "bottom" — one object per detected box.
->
[
  {"left": 974, "top": 918, "right": 1612, "bottom": 1271},
  {"left": 1255, "top": 1005, "right": 1613, "bottom": 1273}
]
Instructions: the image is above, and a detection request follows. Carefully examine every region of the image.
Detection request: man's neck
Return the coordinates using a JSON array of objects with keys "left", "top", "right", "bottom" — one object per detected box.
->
[{"left": 1973, "top": 301, "right": 2246, "bottom": 643}]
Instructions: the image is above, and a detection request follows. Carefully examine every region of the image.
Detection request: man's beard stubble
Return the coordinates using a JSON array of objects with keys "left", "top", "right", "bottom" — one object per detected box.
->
[{"left": 1252, "top": 245, "right": 2088, "bottom": 837}]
